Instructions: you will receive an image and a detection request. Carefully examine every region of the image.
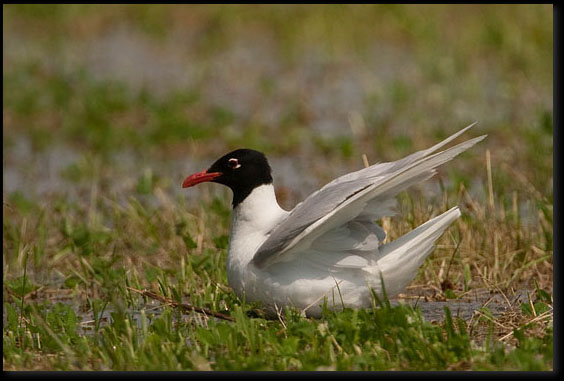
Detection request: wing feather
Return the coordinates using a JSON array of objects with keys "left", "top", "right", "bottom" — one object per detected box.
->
[{"left": 252, "top": 125, "right": 485, "bottom": 269}]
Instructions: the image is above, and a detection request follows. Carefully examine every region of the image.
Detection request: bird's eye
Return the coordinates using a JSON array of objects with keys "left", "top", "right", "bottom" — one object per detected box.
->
[{"left": 228, "top": 158, "right": 241, "bottom": 169}]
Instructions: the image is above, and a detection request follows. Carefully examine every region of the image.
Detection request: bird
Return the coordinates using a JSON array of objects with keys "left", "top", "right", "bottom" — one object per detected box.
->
[{"left": 182, "top": 123, "right": 486, "bottom": 318}]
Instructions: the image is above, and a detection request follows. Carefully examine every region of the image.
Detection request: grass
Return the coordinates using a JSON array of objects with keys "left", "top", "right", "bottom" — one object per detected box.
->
[
  {"left": 2, "top": 176, "right": 554, "bottom": 370},
  {"left": 3, "top": 4, "right": 553, "bottom": 371}
]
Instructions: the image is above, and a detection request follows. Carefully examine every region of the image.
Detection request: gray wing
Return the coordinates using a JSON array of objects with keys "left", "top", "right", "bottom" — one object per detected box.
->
[{"left": 252, "top": 123, "right": 485, "bottom": 269}]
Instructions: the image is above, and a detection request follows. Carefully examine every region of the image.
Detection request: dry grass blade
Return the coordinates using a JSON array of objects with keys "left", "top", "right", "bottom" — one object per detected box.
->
[
  {"left": 127, "top": 287, "right": 235, "bottom": 322},
  {"left": 498, "top": 308, "right": 553, "bottom": 342},
  {"left": 486, "top": 149, "right": 495, "bottom": 211}
]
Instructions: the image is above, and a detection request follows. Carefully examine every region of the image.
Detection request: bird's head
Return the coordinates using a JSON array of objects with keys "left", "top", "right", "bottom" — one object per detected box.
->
[{"left": 182, "top": 148, "right": 273, "bottom": 207}]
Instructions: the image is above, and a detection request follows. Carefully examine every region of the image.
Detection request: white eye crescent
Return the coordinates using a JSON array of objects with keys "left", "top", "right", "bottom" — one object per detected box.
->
[{"left": 228, "top": 158, "right": 241, "bottom": 169}]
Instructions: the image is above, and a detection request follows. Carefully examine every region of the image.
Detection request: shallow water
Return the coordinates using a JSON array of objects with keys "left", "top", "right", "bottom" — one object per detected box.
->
[
  {"left": 3, "top": 135, "right": 540, "bottom": 225},
  {"left": 393, "top": 288, "right": 529, "bottom": 322}
]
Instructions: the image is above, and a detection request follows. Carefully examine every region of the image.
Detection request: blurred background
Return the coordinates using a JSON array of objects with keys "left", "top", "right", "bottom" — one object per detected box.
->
[
  {"left": 2, "top": 7, "right": 554, "bottom": 371},
  {"left": 3, "top": 4, "right": 552, "bottom": 215}
]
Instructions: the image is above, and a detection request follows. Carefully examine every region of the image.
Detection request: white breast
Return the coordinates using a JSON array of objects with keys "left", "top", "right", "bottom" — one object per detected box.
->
[{"left": 226, "top": 184, "right": 289, "bottom": 296}]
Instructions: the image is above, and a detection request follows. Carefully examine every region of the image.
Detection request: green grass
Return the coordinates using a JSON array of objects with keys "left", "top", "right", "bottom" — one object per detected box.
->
[
  {"left": 2, "top": 186, "right": 553, "bottom": 370},
  {"left": 3, "top": 4, "right": 552, "bottom": 371},
  {"left": 2, "top": 270, "right": 553, "bottom": 370}
]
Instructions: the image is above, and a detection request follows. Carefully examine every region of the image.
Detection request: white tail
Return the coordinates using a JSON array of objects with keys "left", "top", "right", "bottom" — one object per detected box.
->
[{"left": 373, "top": 206, "right": 461, "bottom": 297}]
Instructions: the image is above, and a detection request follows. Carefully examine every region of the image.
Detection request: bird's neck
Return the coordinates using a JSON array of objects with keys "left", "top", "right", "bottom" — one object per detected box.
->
[{"left": 230, "top": 183, "right": 287, "bottom": 236}]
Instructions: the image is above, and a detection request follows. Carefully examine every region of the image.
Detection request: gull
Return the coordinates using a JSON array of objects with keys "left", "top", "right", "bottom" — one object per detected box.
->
[{"left": 182, "top": 123, "right": 485, "bottom": 317}]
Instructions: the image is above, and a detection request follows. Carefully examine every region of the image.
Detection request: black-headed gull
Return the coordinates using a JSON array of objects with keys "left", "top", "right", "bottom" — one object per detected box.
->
[{"left": 182, "top": 124, "right": 486, "bottom": 317}]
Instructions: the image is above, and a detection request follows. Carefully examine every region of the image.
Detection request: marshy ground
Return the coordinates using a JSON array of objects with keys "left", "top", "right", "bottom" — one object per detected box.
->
[{"left": 3, "top": 4, "right": 553, "bottom": 370}]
